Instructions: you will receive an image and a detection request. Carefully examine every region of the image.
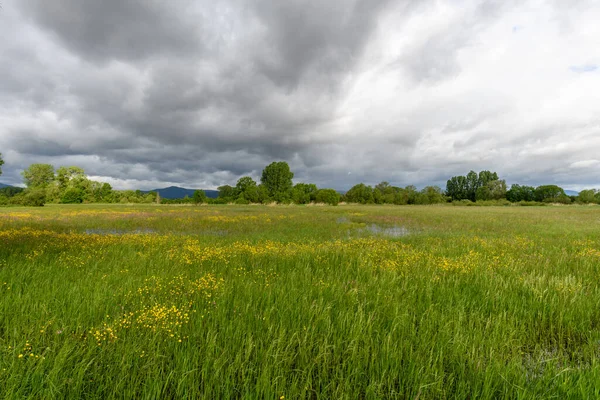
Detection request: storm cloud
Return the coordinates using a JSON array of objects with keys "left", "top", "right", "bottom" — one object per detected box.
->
[{"left": 1, "top": 0, "right": 599, "bottom": 190}]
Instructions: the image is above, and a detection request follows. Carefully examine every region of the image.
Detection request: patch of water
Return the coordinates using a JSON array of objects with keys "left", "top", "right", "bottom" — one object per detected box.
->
[
  {"left": 336, "top": 216, "right": 350, "bottom": 224},
  {"left": 362, "top": 224, "right": 410, "bottom": 238}
]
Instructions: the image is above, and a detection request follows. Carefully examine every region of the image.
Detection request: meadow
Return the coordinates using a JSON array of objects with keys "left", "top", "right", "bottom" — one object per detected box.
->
[{"left": 1, "top": 204, "right": 600, "bottom": 399}]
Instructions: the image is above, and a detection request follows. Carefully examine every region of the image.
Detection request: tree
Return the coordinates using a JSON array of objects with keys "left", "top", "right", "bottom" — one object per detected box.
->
[
  {"left": 420, "top": 186, "right": 446, "bottom": 204},
  {"left": 217, "top": 185, "right": 236, "bottom": 201},
  {"left": 374, "top": 182, "right": 400, "bottom": 204},
  {"left": 56, "top": 166, "right": 86, "bottom": 189},
  {"left": 478, "top": 170, "right": 499, "bottom": 187},
  {"left": 315, "top": 189, "right": 340, "bottom": 205},
  {"left": 261, "top": 162, "right": 294, "bottom": 202},
  {"left": 0, "top": 153, "right": 3, "bottom": 176},
  {"left": 61, "top": 187, "right": 84, "bottom": 204},
  {"left": 446, "top": 176, "right": 468, "bottom": 201},
  {"left": 465, "top": 170, "right": 480, "bottom": 201},
  {"left": 235, "top": 176, "right": 259, "bottom": 203},
  {"left": 345, "top": 183, "right": 374, "bottom": 204},
  {"left": 256, "top": 184, "right": 271, "bottom": 204},
  {"left": 193, "top": 190, "right": 207, "bottom": 204},
  {"left": 22, "top": 190, "right": 46, "bottom": 207},
  {"left": 22, "top": 164, "right": 55, "bottom": 189},
  {"left": 577, "top": 189, "right": 598, "bottom": 204},
  {"left": 476, "top": 179, "right": 507, "bottom": 201},
  {"left": 534, "top": 185, "right": 566, "bottom": 203},
  {"left": 291, "top": 183, "right": 318, "bottom": 204},
  {"left": 506, "top": 184, "right": 535, "bottom": 202}
]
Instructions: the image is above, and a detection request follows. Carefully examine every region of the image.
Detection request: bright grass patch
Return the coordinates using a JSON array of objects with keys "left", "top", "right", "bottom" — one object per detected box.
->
[{"left": 1, "top": 204, "right": 600, "bottom": 398}]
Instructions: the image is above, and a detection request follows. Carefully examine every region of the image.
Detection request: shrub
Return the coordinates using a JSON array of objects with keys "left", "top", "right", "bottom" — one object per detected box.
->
[
  {"left": 315, "top": 189, "right": 340, "bottom": 206},
  {"left": 61, "top": 188, "right": 84, "bottom": 204}
]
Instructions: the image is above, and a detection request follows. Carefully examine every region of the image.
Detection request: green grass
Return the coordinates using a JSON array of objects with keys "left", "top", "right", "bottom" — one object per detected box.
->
[{"left": 1, "top": 204, "right": 600, "bottom": 399}]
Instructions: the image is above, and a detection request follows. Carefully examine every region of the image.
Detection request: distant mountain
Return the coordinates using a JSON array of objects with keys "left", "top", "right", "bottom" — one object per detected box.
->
[
  {"left": 0, "top": 183, "right": 13, "bottom": 189},
  {"left": 143, "top": 186, "right": 219, "bottom": 199},
  {"left": 564, "top": 190, "right": 579, "bottom": 196}
]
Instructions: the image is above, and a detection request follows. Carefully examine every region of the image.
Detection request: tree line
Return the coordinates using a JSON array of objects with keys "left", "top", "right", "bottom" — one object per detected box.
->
[{"left": 1, "top": 155, "right": 599, "bottom": 206}]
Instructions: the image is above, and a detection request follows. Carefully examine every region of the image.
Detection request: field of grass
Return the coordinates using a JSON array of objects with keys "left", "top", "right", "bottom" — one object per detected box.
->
[{"left": 1, "top": 204, "right": 600, "bottom": 399}]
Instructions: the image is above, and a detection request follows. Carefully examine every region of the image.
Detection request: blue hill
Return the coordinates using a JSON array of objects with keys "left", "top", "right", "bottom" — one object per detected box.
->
[{"left": 144, "top": 186, "right": 219, "bottom": 199}]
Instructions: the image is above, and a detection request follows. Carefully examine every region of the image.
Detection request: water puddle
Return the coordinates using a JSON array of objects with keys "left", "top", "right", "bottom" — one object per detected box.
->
[{"left": 361, "top": 224, "right": 410, "bottom": 238}]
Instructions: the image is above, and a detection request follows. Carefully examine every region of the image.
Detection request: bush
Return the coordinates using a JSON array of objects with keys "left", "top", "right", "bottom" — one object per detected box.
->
[
  {"left": 21, "top": 190, "right": 46, "bottom": 207},
  {"left": 517, "top": 201, "right": 546, "bottom": 207},
  {"left": 452, "top": 199, "right": 474, "bottom": 206},
  {"left": 61, "top": 188, "right": 84, "bottom": 204},
  {"left": 315, "top": 189, "right": 340, "bottom": 206}
]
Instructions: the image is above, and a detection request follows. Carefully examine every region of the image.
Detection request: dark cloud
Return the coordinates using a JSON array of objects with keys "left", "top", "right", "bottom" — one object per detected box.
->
[
  {"left": 16, "top": 0, "right": 204, "bottom": 63},
  {"left": 1, "top": 0, "right": 599, "bottom": 191}
]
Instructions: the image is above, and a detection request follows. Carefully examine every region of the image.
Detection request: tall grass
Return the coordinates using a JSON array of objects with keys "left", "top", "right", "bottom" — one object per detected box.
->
[{"left": 1, "top": 204, "right": 600, "bottom": 398}]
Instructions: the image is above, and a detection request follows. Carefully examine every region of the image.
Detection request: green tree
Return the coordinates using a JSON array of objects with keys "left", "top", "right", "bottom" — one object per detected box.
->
[
  {"left": 22, "top": 190, "right": 46, "bottom": 207},
  {"left": 217, "top": 185, "right": 236, "bottom": 201},
  {"left": 235, "top": 177, "right": 259, "bottom": 203},
  {"left": 291, "top": 183, "right": 318, "bottom": 204},
  {"left": 22, "top": 164, "right": 55, "bottom": 189},
  {"left": 478, "top": 170, "right": 499, "bottom": 187},
  {"left": 261, "top": 162, "right": 294, "bottom": 202},
  {"left": 465, "top": 171, "right": 480, "bottom": 201},
  {"left": 534, "top": 185, "right": 566, "bottom": 203},
  {"left": 0, "top": 153, "right": 4, "bottom": 175},
  {"left": 193, "top": 190, "right": 208, "bottom": 204},
  {"left": 315, "top": 189, "right": 340, "bottom": 205},
  {"left": 374, "top": 182, "right": 400, "bottom": 204},
  {"left": 476, "top": 179, "right": 507, "bottom": 201},
  {"left": 56, "top": 166, "right": 86, "bottom": 190},
  {"left": 61, "top": 187, "right": 84, "bottom": 204},
  {"left": 577, "top": 189, "right": 597, "bottom": 204},
  {"left": 446, "top": 176, "right": 468, "bottom": 201},
  {"left": 420, "top": 186, "right": 446, "bottom": 204},
  {"left": 256, "top": 184, "right": 271, "bottom": 204},
  {"left": 345, "top": 183, "right": 374, "bottom": 204},
  {"left": 506, "top": 184, "right": 535, "bottom": 202}
]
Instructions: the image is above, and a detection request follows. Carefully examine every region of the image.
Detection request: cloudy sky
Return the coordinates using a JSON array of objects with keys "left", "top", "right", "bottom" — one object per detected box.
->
[{"left": 1, "top": 0, "right": 599, "bottom": 191}]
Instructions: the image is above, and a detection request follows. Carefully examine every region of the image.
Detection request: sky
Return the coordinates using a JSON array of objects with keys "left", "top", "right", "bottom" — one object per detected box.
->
[{"left": 1, "top": 0, "right": 599, "bottom": 191}]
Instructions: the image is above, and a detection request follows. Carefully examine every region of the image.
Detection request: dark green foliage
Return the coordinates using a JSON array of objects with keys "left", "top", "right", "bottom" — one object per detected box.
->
[
  {"left": 0, "top": 153, "right": 3, "bottom": 175},
  {"left": 315, "top": 189, "right": 340, "bottom": 205},
  {"left": 261, "top": 162, "right": 294, "bottom": 202},
  {"left": 292, "top": 183, "right": 318, "bottom": 204},
  {"left": 217, "top": 185, "right": 236, "bottom": 201},
  {"left": 445, "top": 175, "right": 469, "bottom": 201},
  {"left": 61, "top": 187, "right": 84, "bottom": 204},
  {"left": 193, "top": 190, "right": 208, "bottom": 204},
  {"left": 534, "top": 185, "right": 568, "bottom": 203},
  {"left": 21, "top": 189, "right": 46, "bottom": 206},
  {"left": 447, "top": 171, "right": 502, "bottom": 202},
  {"left": 235, "top": 177, "right": 259, "bottom": 203},
  {"left": 506, "top": 184, "right": 535, "bottom": 202},
  {"left": 345, "top": 183, "right": 374, "bottom": 204},
  {"left": 0, "top": 186, "right": 24, "bottom": 197}
]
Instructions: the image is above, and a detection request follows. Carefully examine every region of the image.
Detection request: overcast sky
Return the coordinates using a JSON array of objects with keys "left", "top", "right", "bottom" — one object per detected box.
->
[{"left": 1, "top": 0, "right": 599, "bottom": 191}]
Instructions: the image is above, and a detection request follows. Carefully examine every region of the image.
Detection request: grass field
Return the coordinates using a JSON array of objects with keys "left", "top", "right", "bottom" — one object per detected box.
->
[{"left": 1, "top": 204, "right": 600, "bottom": 399}]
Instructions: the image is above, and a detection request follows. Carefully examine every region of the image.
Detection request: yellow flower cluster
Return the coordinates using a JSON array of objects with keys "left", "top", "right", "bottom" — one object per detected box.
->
[
  {"left": 92, "top": 274, "right": 224, "bottom": 344},
  {"left": 15, "top": 340, "right": 44, "bottom": 360}
]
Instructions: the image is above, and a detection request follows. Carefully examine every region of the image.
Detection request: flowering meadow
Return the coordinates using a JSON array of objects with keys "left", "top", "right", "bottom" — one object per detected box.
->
[{"left": 1, "top": 204, "right": 600, "bottom": 398}]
